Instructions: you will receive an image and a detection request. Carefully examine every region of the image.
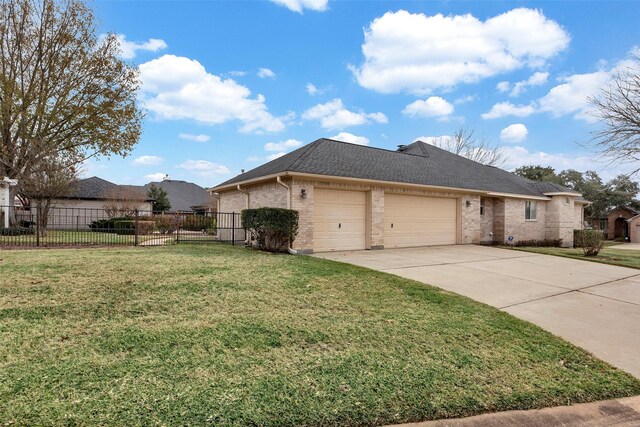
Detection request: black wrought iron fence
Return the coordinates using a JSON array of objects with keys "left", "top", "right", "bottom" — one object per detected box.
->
[{"left": 0, "top": 205, "right": 244, "bottom": 247}]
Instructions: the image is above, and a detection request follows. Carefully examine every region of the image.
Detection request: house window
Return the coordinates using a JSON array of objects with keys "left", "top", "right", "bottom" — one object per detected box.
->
[
  {"left": 599, "top": 219, "right": 606, "bottom": 230},
  {"left": 525, "top": 200, "right": 537, "bottom": 220},
  {"left": 480, "top": 198, "right": 485, "bottom": 216}
]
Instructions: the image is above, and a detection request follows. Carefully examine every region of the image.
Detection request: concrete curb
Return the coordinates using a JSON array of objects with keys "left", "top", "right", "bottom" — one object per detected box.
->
[{"left": 386, "top": 396, "right": 640, "bottom": 427}]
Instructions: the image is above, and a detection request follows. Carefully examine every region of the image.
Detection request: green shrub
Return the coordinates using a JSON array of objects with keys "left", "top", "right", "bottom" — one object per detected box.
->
[
  {"left": 153, "top": 215, "right": 177, "bottom": 234},
  {"left": 574, "top": 229, "right": 604, "bottom": 256},
  {"left": 242, "top": 208, "right": 299, "bottom": 252},
  {"left": 89, "top": 217, "right": 131, "bottom": 233},
  {"left": 113, "top": 220, "right": 136, "bottom": 235},
  {"left": 514, "top": 239, "right": 563, "bottom": 247},
  {"left": 181, "top": 215, "right": 216, "bottom": 231},
  {"left": 0, "top": 226, "right": 35, "bottom": 236}
]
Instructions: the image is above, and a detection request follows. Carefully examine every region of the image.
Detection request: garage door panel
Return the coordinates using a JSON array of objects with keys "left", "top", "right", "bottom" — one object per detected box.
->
[
  {"left": 313, "top": 189, "right": 366, "bottom": 252},
  {"left": 385, "top": 194, "right": 457, "bottom": 248}
]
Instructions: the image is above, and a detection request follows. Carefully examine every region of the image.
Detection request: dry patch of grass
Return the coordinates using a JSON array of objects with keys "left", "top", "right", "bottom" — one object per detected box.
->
[{"left": 1, "top": 245, "right": 638, "bottom": 426}]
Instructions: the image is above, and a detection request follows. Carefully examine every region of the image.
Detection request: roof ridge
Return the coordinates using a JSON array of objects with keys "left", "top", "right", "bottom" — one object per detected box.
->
[{"left": 288, "top": 138, "right": 324, "bottom": 171}]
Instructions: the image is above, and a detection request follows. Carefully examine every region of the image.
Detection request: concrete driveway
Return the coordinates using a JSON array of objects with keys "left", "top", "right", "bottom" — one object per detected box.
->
[{"left": 314, "top": 245, "right": 640, "bottom": 378}]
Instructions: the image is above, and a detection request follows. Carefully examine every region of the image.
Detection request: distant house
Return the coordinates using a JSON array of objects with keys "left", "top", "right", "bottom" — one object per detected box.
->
[
  {"left": 126, "top": 180, "right": 213, "bottom": 213},
  {"left": 211, "top": 138, "right": 588, "bottom": 253},
  {"left": 17, "top": 177, "right": 154, "bottom": 230},
  {"left": 594, "top": 206, "right": 640, "bottom": 241}
]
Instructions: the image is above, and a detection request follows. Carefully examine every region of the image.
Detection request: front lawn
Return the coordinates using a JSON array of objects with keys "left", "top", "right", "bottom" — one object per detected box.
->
[
  {"left": 1, "top": 245, "right": 638, "bottom": 425},
  {"left": 512, "top": 245, "right": 640, "bottom": 270}
]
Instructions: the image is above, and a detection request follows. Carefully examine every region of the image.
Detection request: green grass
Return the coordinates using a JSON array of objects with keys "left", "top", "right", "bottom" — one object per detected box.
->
[
  {"left": 0, "top": 245, "right": 638, "bottom": 426},
  {"left": 512, "top": 244, "right": 640, "bottom": 270},
  {"left": 0, "top": 230, "right": 174, "bottom": 246}
]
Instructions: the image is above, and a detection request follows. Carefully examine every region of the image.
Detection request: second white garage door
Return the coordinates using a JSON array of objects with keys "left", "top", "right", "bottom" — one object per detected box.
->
[
  {"left": 313, "top": 189, "right": 366, "bottom": 252},
  {"left": 384, "top": 193, "right": 457, "bottom": 248}
]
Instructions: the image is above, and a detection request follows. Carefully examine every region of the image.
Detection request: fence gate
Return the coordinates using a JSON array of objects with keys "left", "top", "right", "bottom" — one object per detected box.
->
[{"left": 0, "top": 205, "right": 244, "bottom": 248}]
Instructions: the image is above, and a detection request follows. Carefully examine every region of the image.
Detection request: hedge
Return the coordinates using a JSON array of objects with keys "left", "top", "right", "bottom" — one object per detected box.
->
[
  {"left": 242, "top": 208, "right": 299, "bottom": 252},
  {"left": 0, "top": 226, "right": 35, "bottom": 236}
]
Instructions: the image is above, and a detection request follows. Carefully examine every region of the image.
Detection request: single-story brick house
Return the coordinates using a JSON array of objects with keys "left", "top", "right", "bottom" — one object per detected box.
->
[
  {"left": 210, "top": 138, "right": 587, "bottom": 253},
  {"left": 593, "top": 206, "right": 640, "bottom": 241},
  {"left": 17, "top": 177, "right": 153, "bottom": 230}
]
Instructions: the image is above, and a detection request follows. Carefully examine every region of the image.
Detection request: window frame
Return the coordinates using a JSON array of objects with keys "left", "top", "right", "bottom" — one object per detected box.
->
[{"left": 525, "top": 200, "right": 537, "bottom": 221}]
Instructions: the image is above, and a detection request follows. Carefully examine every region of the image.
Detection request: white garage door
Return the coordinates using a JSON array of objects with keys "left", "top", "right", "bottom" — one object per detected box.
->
[
  {"left": 313, "top": 189, "right": 366, "bottom": 252},
  {"left": 384, "top": 193, "right": 457, "bottom": 248}
]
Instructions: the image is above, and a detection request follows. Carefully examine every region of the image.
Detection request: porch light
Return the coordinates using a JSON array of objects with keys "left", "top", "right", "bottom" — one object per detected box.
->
[
  {"left": 300, "top": 189, "right": 307, "bottom": 199},
  {"left": 465, "top": 200, "right": 471, "bottom": 208}
]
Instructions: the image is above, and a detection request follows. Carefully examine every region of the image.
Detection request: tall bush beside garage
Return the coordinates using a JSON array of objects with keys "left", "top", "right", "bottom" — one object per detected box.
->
[{"left": 242, "top": 208, "right": 299, "bottom": 252}]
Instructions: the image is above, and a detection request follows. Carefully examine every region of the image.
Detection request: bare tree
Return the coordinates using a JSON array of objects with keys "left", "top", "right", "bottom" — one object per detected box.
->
[
  {"left": 103, "top": 187, "right": 146, "bottom": 218},
  {"left": 588, "top": 55, "right": 640, "bottom": 175},
  {"left": 19, "top": 155, "right": 77, "bottom": 236},
  {"left": 428, "top": 127, "right": 506, "bottom": 167},
  {"left": 0, "top": 0, "right": 143, "bottom": 210}
]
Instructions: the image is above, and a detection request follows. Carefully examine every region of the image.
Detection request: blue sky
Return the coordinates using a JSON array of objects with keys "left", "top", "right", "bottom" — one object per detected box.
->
[{"left": 87, "top": 0, "right": 640, "bottom": 187}]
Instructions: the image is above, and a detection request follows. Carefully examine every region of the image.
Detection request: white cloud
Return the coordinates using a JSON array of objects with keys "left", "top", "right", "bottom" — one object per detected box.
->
[
  {"left": 113, "top": 34, "right": 167, "bottom": 59},
  {"left": 482, "top": 101, "right": 536, "bottom": 119},
  {"left": 267, "top": 152, "right": 287, "bottom": 161},
  {"left": 302, "top": 98, "right": 387, "bottom": 130},
  {"left": 484, "top": 49, "right": 640, "bottom": 122},
  {"left": 454, "top": 95, "right": 476, "bottom": 104},
  {"left": 139, "top": 54, "right": 287, "bottom": 134},
  {"left": 306, "top": 83, "right": 319, "bottom": 95},
  {"left": 133, "top": 155, "right": 163, "bottom": 166},
  {"left": 177, "top": 160, "right": 230, "bottom": 176},
  {"left": 350, "top": 8, "right": 570, "bottom": 94},
  {"left": 330, "top": 132, "right": 370, "bottom": 146},
  {"left": 402, "top": 96, "right": 454, "bottom": 119},
  {"left": 496, "top": 81, "right": 511, "bottom": 93},
  {"left": 145, "top": 172, "right": 168, "bottom": 181},
  {"left": 264, "top": 139, "right": 303, "bottom": 152},
  {"left": 269, "top": 0, "right": 328, "bottom": 13},
  {"left": 509, "top": 71, "right": 549, "bottom": 96},
  {"left": 228, "top": 70, "right": 247, "bottom": 77},
  {"left": 258, "top": 67, "right": 276, "bottom": 79},
  {"left": 537, "top": 70, "right": 609, "bottom": 121},
  {"left": 178, "top": 133, "right": 210, "bottom": 143},
  {"left": 500, "top": 124, "right": 528, "bottom": 143}
]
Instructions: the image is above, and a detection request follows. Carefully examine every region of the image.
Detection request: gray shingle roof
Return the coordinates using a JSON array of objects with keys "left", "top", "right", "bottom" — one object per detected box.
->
[
  {"left": 213, "top": 138, "right": 579, "bottom": 197},
  {"left": 142, "top": 180, "right": 210, "bottom": 212},
  {"left": 64, "top": 177, "right": 152, "bottom": 201}
]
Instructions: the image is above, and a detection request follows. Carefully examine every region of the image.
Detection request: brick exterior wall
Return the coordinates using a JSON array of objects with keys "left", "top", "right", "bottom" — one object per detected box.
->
[
  {"left": 629, "top": 216, "right": 640, "bottom": 243},
  {"left": 544, "top": 196, "right": 576, "bottom": 247},
  {"left": 505, "top": 198, "right": 547, "bottom": 242},
  {"left": 480, "top": 197, "right": 494, "bottom": 243},
  {"left": 216, "top": 177, "right": 584, "bottom": 251}
]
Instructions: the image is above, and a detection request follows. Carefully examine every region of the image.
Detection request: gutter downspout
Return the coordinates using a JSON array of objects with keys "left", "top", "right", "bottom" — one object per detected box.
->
[
  {"left": 236, "top": 185, "right": 250, "bottom": 245},
  {"left": 276, "top": 176, "right": 298, "bottom": 255},
  {"left": 236, "top": 184, "right": 249, "bottom": 209}
]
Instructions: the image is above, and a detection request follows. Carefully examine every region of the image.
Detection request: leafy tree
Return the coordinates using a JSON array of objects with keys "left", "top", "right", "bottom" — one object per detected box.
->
[
  {"left": 0, "top": 0, "right": 143, "bottom": 214},
  {"left": 147, "top": 184, "right": 171, "bottom": 213},
  {"left": 589, "top": 55, "right": 640, "bottom": 175},
  {"left": 607, "top": 174, "right": 640, "bottom": 209},
  {"left": 514, "top": 165, "right": 564, "bottom": 185}
]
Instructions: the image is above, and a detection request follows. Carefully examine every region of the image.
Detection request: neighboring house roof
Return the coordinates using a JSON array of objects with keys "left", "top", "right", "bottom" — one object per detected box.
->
[
  {"left": 606, "top": 205, "right": 640, "bottom": 217},
  {"left": 212, "top": 138, "right": 580, "bottom": 198},
  {"left": 136, "top": 180, "right": 211, "bottom": 212},
  {"left": 61, "top": 177, "right": 151, "bottom": 201},
  {"left": 60, "top": 177, "right": 152, "bottom": 201}
]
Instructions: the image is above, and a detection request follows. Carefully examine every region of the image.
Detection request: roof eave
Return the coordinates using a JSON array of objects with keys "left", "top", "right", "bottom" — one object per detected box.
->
[{"left": 211, "top": 171, "right": 556, "bottom": 199}]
